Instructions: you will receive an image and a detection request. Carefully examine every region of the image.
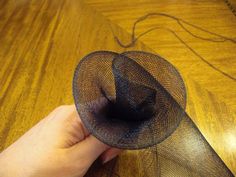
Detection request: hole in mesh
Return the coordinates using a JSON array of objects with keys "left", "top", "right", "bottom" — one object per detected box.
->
[{"left": 100, "top": 87, "right": 155, "bottom": 122}]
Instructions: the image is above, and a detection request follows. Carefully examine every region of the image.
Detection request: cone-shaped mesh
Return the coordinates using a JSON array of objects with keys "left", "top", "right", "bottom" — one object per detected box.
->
[
  {"left": 73, "top": 51, "right": 233, "bottom": 176},
  {"left": 73, "top": 51, "right": 186, "bottom": 149}
]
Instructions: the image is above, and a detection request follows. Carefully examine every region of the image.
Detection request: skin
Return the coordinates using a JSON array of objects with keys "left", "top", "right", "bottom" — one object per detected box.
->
[{"left": 0, "top": 105, "right": 122, "bottom": 177}]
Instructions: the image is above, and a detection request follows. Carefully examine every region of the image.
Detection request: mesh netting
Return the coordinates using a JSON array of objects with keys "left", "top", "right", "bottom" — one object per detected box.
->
[
  {"left": 73, "top": 51, "right": 233, "bottom": 176},
  {"left": 73, "top": 51, "right": 186, "bottom": 149}
]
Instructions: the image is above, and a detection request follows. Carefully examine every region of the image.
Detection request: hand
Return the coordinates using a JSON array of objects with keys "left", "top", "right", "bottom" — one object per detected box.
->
[{"left": 0, "top": 105, "right": 121, "bottom": 177}]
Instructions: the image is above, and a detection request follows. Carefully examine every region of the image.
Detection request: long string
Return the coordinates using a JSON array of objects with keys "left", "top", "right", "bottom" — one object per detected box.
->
[
  {"left": 110, "top": 13, "right": 236, "bottom": 82},
  {"left": 224, "top": 0, "right": 236, "bottom": 16}
]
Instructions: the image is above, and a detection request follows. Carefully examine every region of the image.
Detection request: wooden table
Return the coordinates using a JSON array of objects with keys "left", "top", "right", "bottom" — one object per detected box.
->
[{"left": 0, "top": 0, "right": 236, "bottom": 176}]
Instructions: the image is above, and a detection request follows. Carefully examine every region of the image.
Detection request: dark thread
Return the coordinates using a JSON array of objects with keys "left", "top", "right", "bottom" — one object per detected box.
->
[
  {"left": 110, "top": 13, "right": 236, "bottom": 82},
  {"left": 224, "top": 0, "right": 236, "bottom": 16}
]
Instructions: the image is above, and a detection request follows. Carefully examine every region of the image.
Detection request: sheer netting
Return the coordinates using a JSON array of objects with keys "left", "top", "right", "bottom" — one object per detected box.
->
[{"left": 73, "top": 51, "right": 233, "bottom": 177}]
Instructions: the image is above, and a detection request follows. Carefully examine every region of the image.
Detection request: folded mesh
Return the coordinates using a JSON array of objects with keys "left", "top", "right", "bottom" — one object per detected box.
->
[{"left": 73, "top": 51, "right": 186, "bottom": 149}]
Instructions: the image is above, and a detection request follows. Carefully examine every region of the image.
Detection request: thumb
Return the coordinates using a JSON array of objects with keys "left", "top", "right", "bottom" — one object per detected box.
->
[{"left": 70, "top": 135, "right": 110, "bottom": 164}]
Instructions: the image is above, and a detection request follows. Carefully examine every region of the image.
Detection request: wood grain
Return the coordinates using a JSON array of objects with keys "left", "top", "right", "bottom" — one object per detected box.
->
[
  {"left": 0, "top": 0, "right": 235, "bottom": 176},
  {"left": 86, "top": 0, "right": 236, "bottom": 111}
]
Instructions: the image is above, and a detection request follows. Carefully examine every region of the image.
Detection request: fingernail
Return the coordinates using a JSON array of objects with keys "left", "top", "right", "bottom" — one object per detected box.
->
[
  {"left": 102, "top": 158, "right": 109, "bottom": 164},
  {"left": 102, "top": 154, "right": 116, "bottom": 164}
]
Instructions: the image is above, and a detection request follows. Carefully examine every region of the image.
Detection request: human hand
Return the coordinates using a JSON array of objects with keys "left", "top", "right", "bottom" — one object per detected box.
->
[{"left": 0, "top": 105, "right": 121, "bottom": 177}]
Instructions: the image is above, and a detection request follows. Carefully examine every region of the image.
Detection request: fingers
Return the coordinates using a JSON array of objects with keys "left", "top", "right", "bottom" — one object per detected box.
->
[
  {"left": 44, "top": 105, "right": 90, "bottom": 146},
  {"left": 69, "top": 105, "right": 90, "bottom": 137},
  {"left": 49, "top": 105, "right": 79, "bottom": 122},
  {"left": 63, "top": 105, "right": 121, "bottom": 165},
  {"left": 70, "top": 135, "right": 110, "bottom": 164},
  {"left": 51, "top": 105, "right": 90, "bottom": 136},
  {"left": 100, "top": 148, "right": 123, "bottom": 164}
]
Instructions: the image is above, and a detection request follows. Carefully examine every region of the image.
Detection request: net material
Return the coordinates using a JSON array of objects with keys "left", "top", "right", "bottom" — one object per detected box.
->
[
  {"left": 73, "top": 51, "right": 186, "bottom": 149},
  {"left": 73, "top": 51, "right": 234, "bottom": 176}
]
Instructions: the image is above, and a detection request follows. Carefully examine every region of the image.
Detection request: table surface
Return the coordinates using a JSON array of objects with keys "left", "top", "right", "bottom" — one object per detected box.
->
[{"left": 0, "top": 0, "right": 235, "bottom": 176}]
